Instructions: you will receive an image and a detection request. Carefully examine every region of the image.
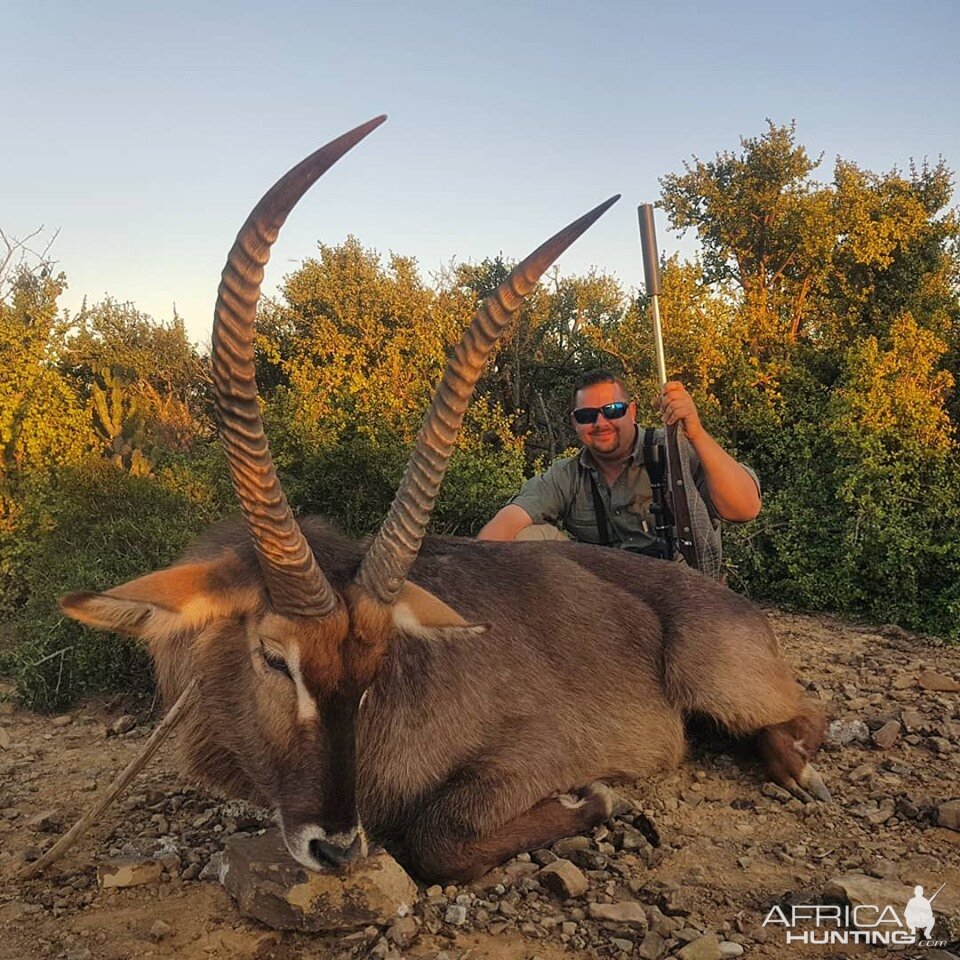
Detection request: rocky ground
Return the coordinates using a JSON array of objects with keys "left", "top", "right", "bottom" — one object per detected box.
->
[{"left": 1, "top": 608, "right": 959, "bottom": 960}]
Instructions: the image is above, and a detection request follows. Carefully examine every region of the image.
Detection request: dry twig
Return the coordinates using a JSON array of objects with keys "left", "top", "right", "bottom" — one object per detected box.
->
[{"left": 18, "top": 680, "right": 198, "bottom": 880}]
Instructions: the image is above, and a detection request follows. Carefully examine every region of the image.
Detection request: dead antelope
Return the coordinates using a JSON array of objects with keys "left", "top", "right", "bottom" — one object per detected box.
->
[{"left": 61, "top": 117, "right": 828, "bottom": 884}]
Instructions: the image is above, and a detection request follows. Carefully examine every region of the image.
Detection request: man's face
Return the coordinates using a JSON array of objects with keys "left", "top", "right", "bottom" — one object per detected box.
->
[{"left": 572, "top": 381, "right": 637, "bottom": 462}]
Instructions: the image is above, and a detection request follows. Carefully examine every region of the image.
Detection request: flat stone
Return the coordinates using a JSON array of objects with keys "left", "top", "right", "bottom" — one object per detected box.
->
[
  {"left": 823, "top": 873, "right": 959, "bottom": 926},
  {"left": 536, "top": 859, "right": 588, "bottom": 898},
  {"left": 588, "top": 900, "right": 648, "bottom": 929},
  {"left": 937, "top": 800, "right": 960, "bottom": 832},
  {"left": 901, "top": 708, "right": 925, "bottom": 732},
  {"left": 50, "top": 715, "right": 73, "bottom": 727},
  {"left": 718, "top": 943, "right": 744, "bottom": 958},
  {"left": 918, "top": 670, "right": 960, "bottom": 692},
  {"left": 28, "top": 809, "right": 64, "bottom": 833},
  {"left": 219, "top": 829, "right": 418, "bottom": 932},
  {"left": 553, "top": 836, "right": 591, "bottom": 857},
  {"left": 97, "top": 855, "right": 164, "bottom": 888},
  {"left": 823, "top": 873, "right": 913, "bottom": 909},
  {"left": 872, "top": 720, "right": 901, "bottom": 750},
  {"left": 501, "top": 860, "right": 538, "bottom": 880},
  {"left": 386, "top": 915, "right": 418, "bottom": 947},
  {"left": 0, "top": 729, "right": 10, "bottom": 750},
  {"left": 637, "top": 930, "right": 666, "bottom": 959},
  {"left": 677, "top": 935, "right": 722, "bottom": 960},
  {"left": 761, "top": 782, "right": 792, "bottom": 802},
  {"left": 826, "top": 719, "right": 870, "bottom": 745}
]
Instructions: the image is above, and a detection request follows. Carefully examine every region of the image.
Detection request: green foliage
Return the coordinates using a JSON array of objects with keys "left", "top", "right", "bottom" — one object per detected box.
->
[
  {"left": 2, "top": 121, "right": 959, "bottom": 713},
  {"left": 0, "top": 458, "right": 227, "bottom": 711},
  {"left": 258, "top": 241, "right": 531, "bottom": 539},
  {"left": 660, "top": 128, "right": 960, "bottom": 640}
]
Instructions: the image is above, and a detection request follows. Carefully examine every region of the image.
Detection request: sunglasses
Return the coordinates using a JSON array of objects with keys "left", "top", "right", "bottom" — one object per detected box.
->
[{"left": 572, "top": 401, "right": 630, "bottom": 425}]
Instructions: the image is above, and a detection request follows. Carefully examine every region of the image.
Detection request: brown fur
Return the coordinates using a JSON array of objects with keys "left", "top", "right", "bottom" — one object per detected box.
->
[{"left": 61, "top": 516, "right": 826, "bottom": 882}]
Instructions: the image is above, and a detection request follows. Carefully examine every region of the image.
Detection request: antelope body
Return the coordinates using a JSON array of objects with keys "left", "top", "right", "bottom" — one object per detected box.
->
[{"left": 61, "top": 118, "right": 828, "bottom": 883}]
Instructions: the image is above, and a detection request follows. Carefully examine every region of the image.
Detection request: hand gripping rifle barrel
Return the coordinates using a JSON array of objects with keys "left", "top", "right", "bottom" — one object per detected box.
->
[{"left": 637, "top": 204, "right": 702, "bottom": 571}]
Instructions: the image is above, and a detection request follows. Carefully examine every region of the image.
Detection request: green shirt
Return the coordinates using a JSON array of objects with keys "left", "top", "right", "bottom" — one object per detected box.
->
[{"left": 509, "top": 426, "right": 758, "bottom": 549}]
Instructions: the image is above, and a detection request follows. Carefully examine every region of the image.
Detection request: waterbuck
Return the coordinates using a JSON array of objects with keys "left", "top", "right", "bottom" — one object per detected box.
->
[{"left": 60, "top": 116, "right": 828, "bottom": 884}]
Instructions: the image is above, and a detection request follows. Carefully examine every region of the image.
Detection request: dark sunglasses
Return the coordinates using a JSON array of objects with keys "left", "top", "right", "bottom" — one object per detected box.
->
[{"left": 572, "top": 401, "right": 629, "bottom": 425}]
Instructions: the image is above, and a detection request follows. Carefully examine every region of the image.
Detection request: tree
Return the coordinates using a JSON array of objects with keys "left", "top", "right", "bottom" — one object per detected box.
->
[{"left": 62, "top": 298, "right": 212, "bottom": 462}]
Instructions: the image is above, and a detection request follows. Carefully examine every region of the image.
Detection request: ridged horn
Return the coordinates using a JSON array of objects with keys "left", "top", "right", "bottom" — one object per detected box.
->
[
  {"left": 355, "top": 194, "right": 621, "bottom": 604},
  {"left": 212, "top": 116, "right": 387, "bottom": 617}
]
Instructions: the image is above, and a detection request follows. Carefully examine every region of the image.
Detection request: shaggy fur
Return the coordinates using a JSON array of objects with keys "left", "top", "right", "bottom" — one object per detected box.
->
[{"left": 62, "top": 516, "right": 826, "bottom": 882}]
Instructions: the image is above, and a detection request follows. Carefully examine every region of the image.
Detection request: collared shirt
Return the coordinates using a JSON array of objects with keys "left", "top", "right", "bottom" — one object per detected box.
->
[{"left": 509, "top": 426, "right": 758, "bottom": 548}]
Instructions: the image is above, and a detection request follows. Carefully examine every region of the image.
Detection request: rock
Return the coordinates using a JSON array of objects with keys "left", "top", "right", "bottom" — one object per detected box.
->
[
  {"left": 824, "top": 874, "right": 915, "bottom": 924},
  {"left": 865, "top": 798, "right": 896, "bottom": 825},
  {"left": 718, "top": 943, "right": 744, "bottom": 958},
  {"left": 50, "top": 715, "right": 73, "bottom": 727},
  {"left": 147, "top": 919, "right": 172, "bottom": 942},
  {"left": 386, "top": 915, "right": 418, "bottom": 947},
  {"left": 826, "top": 719, "right": 870, "bottom": 745},
  {"left": 28, "top": 810, "right": 64, "bottom": 833},
  {"left": 218, "top": 829, "right": 417, "bottom": 932},
  {"left": 0, "top": 729, "right": 10, "bottom": 750},
  {"left": 677, "top": 935, "right": 722, "bottom": 960},
  {"left": 761, "top": 782, "right": 792, "bottom": 802},
  {"left": 444, "top": 904, "right": 467, "bottom": 925},
  {"left": 918, "top": 670, "right": 960, "bottom": 692},
  {"left": 198, "top": 852, "right": 226, "bottom": 883},
  {"left": 109, "top": 715, "right": 137, "bottom": 736},
  {"left": 553, "top": 836, "right": 591, "bottom": 857},
  {"left": 937, "top": 800, "right": 960, "bottom": 831},
  {"left": 536, "top": 859, "right": 588, "bottom": 899},
  {"left": 637, "top": 930, "right": 666, "bottom": 959},
  {"left": 531, "top": 848, "right": 558, "bottom": 866},
  {"left": 97, "top": 856, "right": 164, "bottom": 888},
  {"left": 901, "top": 707, "right": 925, "bottom": 732},
  {"left": 588, "top": 901, "right": 647, "bottom": 929},
  {"left": 872, "top": 720, "right": 901, "bottom": 749},
  {"left": 501, "top": 860, "right": 538, "bottom": 881},
  {"left": 610, "top": 938, "right": 633, "bottom": 953}
]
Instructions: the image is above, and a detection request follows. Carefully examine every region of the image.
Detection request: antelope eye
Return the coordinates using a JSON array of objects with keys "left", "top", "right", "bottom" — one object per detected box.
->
[{"left": 259, "top": 644, "right": 292, "bottom": 680}]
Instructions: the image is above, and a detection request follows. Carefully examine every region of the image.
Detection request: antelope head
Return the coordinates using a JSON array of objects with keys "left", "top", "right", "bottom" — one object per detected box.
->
[{"left": 60, "top": 117, "right": 618, "bottom": 871}]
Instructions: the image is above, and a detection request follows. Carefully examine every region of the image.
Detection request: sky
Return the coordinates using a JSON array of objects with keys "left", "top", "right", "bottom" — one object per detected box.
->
[{"left": 4, "top": 0, "right": 959, "bottom": 347}]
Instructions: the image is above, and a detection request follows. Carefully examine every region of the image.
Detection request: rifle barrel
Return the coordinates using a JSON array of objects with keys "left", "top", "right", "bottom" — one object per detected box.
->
[{"left": 638, "top": 204, "right": 667, "bottom": 386}]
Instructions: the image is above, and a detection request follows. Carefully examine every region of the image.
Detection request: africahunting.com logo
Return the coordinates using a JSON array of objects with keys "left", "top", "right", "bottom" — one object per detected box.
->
[{"left": 763, "top": 883, "right": 950, "bottom": 947}]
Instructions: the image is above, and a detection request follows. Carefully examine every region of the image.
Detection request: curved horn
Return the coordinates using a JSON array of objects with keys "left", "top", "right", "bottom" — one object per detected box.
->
[
  {"left": 355, "top": 194, "right": 621, "bottom": 604},
  {"left": 213, "top": 116, "right": 386, "bottom": 617}
]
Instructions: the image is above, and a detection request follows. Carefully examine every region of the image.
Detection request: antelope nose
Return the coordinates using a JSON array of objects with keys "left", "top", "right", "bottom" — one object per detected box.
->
[{"left": 309, "top": 831, "right": 365, "bottom": 868}]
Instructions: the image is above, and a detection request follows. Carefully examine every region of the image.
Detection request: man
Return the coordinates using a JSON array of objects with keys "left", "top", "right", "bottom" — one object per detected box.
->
[{"left": 477, "top": 369, "right": 760, "bottom": 556}]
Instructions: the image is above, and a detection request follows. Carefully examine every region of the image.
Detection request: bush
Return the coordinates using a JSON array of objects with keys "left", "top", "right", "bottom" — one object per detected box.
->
[{"left": 0, "top": 458, "right": 227, "bottom": 711}]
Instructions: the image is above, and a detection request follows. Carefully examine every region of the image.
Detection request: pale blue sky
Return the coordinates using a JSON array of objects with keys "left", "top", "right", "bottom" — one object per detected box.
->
[{"left": 5, "top": 0, "right": 958, "bottom": 346}]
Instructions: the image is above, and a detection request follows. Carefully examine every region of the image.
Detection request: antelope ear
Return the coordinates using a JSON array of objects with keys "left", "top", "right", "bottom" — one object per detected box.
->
[
  {"left": 60, "top": 555, "right": 262, "bottom": 640},
  {"left": 392, "top": 581, "right": 488, "bottom": 639}
]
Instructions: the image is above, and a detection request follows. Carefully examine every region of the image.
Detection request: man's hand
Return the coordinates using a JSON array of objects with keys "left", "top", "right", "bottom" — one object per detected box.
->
[{"left": 658, "top": 381, "right": 704, "bottom": 442}]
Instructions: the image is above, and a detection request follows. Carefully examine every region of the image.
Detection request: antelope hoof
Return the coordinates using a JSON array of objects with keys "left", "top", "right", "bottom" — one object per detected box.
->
[
  {"left": 785, "top": 764, "right": 832, "bottom": 803},
  {"left": 801, "top": 765, "right": 832, "bottom": 802}
]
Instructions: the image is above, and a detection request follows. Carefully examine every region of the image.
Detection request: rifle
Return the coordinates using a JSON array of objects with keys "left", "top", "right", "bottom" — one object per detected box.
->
[{"left": 637, "top": 204, "right": 702, "bottom": 571}]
